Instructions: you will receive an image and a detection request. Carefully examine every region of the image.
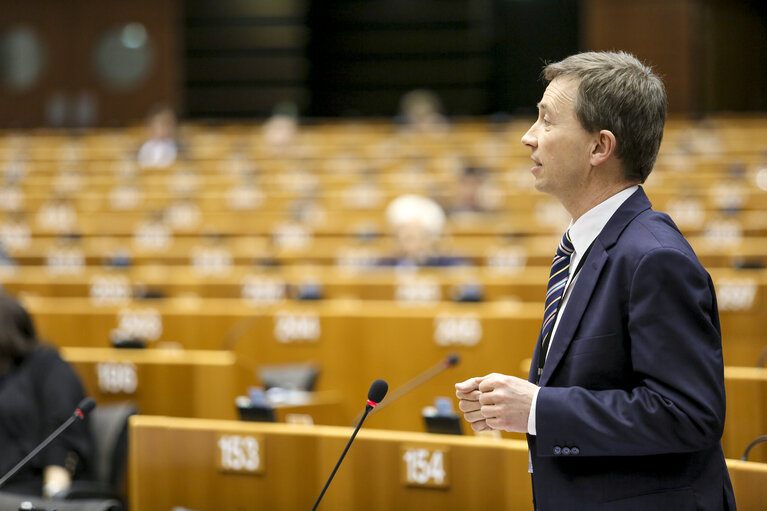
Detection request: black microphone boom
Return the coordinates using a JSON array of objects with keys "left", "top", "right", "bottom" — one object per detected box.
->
[
  {"left": 311, "top": 379, "right": 387, "bottom": 511},
  {"left": 0, "top": 398, "right": 96, "bottom": 489},
  {"left": 353, "top": 354, "right": 460, "bottom": 425}
]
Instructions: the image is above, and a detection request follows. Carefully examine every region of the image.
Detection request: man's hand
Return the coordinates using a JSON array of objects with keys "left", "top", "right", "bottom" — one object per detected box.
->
[{"left": 455, "top": 373, "right": 538, "bottom": 433}]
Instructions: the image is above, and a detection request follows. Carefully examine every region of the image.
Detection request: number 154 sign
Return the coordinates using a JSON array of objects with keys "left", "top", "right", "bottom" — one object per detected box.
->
[{"left": 401, "top": 445, "right": 450, "bottom": 489}]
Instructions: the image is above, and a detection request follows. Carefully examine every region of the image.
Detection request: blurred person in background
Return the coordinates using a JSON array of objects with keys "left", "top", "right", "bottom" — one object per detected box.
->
[
  {"left": 0, "top": 294, "right": 93, "bottom": 498},
  {"left": 262, "top": 101, "right": 300, "bottom": 155},
  {"left": 381, "top": 194, "right": 466, "bottom": 268},
  {"left": 446, "top": 165, "right": 493, "bottom": 216},
  {"left": 397, "top": 89, "right": 449, "bottom": 135},
  {"left": 137, "top": 104, "right": 180, "bottom": 169}
]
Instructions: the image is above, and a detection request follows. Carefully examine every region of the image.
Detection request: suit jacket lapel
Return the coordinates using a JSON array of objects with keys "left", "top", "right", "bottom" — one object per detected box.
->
[
  {"left": 538, "top": 242, "right": 607, "bottom": 386},
  {"left": 536, "top": 187, "right": 653, "bottom": 386}
]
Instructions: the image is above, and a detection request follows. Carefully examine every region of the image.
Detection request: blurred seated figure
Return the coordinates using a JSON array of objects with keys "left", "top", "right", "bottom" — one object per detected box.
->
[
  {"left": 137, "top": 105, "right": 179, "bottom": 169},
  {"left": 0, "top": 242, "right": 14, "bottom": 268},
  {"left": 262, "top": 101, "right": 299, "bottom": 155},
  {"left": 447, "top": 165, "right": 492, "bottom": 215},
  {"left": 0, "top": 294, "right": 94, "bottom": 498},
  {"left": 380, "top": 195, "right": 466, "bottom": 268},
  {"left": 397, "top": 89, "right": 449, "bottom": 135}
]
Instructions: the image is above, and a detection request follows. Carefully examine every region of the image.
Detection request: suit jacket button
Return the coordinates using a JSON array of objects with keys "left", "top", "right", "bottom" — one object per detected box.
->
[
  {"left": 553, "top": 446, "right": 562, "bottom": 455},
  {"left": 571, "top": 447, "right": 580, "bottom": 455},
  {"left": 562, "top": 447, "right": 571, "bottom": 456}
]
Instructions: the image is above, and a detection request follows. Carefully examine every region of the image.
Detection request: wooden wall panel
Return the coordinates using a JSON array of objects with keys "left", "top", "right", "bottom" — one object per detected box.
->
[
  {"left": 582, "top": 0, "right": 702, "bottom": 115},
  {"left": 0, "top": 0, "right": 181, "bottom": 128}
]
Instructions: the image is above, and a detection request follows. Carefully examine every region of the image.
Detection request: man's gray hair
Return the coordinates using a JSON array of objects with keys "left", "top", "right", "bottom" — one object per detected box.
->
[{"left": 543, "top": 51, "right": 667, "bottom": 183}]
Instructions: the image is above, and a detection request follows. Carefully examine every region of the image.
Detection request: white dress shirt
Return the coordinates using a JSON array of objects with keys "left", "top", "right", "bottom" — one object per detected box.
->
[{"left": 527, "top": 185, "right": 639, "bottom": 436}]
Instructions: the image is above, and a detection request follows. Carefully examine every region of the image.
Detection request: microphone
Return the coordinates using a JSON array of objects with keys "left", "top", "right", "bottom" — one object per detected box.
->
[
  {"left": 353, "top": 354, "right": 460, "bottom": 425},
  {"left": 311, "top": 379, "right": 387, "bottom": 511},
  {"left": 0, "top": 397, "right": 96, "bottom": 490}
]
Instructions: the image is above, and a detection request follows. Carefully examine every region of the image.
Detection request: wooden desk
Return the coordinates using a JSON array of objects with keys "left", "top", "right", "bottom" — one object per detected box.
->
[
  {"left": 29, "top": 298, "right": 540, "bottom": 431},
  {"left": 6, "top": 264, "right": 767, "bottom": 366},
  {"left": 24, "top": 295, "right": 767, "bottom": 432},
  {"left": 723, "top": 366, "right": 767, "bottom": 463},
  {"left": 61, "top": 347, "right": 250, "bottom": 420},
  {"left": 129, "top": 416, "right": 533, "bottom": 511},
  {"left": 726, "top": 459, "right": 767, "bottom": 511},
  {"left": 129, "top": 416, "right": 767, "bottom": 511}
]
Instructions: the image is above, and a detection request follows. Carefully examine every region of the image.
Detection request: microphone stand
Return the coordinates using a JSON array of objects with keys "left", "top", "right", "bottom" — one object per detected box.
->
[
  {"left": 353, "top": 354, "right": 458, "bottom": 425},
  {"left": 311, "top": 402, "right": 375, "bottom": 511},
  {"left": 0, "top": 408, "right": 88, "bottom": 489}
]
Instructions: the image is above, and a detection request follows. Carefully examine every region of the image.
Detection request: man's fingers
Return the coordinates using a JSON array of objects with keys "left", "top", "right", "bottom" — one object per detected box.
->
[
  {"left": 455, "top": 377, "right": 483, "bottom": 394},
  {"left": 480, "top": 404, "right": 500, "bottom": 419},
  {"left": 478, "top": 391, "right": 496, "bottom": 405},
  {"left": 462, "top": 410, "right": 486, "bottom": 424},
  {"left": 456, "top": 389, "right": 481, "bottom": 401},
  {"left": 478, "top": 373, "right": 505, "bottom": 393},
  {"left": 458, "top": 398, "right": 481, "bottom": 413}
]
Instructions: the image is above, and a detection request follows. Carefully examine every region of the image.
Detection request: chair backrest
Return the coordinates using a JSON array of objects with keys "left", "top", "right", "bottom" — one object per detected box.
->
[
  {"left": 741, "top": 434, "right": 767, "bottom": 461},
  {"left": 89, "top": 403, "right": 137, "bottom": 487},
  {"left": 258, "top": 362, "right": 319, "bottom": 391}
]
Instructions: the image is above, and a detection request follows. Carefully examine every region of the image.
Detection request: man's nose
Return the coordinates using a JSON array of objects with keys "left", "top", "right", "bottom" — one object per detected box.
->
[{"left": 521, "top": 126, "right": 536, "bottom": 148}]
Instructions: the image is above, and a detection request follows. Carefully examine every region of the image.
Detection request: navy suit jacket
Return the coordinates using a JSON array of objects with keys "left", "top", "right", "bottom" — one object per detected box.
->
[{"left": 527, "top": 188, "right": 736, "bottom": 511}]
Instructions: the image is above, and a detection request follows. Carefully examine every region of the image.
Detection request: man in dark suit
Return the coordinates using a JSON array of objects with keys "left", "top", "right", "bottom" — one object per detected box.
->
[{"left": 455, "top": 51, "right": 736, "bottom": 510}]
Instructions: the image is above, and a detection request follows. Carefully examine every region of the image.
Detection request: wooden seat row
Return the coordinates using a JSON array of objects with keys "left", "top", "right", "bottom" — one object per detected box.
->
[
  {"left": 20, "top": 297, "right": 763, "bottom": 434},
  {"left": 1, "top": 263, "right": 764, "bottom": 310},
  {"left": 4, "top": 232, "right": 767, "bottom": 269},
  {"left": 60, "top": 344, "right": 767, "bottom": 463}
]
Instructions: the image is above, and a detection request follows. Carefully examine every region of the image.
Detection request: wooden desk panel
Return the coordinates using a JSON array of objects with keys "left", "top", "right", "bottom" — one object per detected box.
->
[
  {"left": 61, "top": 347, "right": 250, "bottom": 420},
  {"left": 129, "top": 416, "right": 767, "bottom": 511},
  {"left": 25, "top": 295, "right": 767, "bottom": 437},
  {"left": 726, "top": 459, "right": 767, "bottom": 510},
  {"left": 723, "top": 367, "right": 767, "bottom": 463},
  {"left": 29, "top": 298, "right": 540, "bottom": 431},
  {"left": 129, "top": 416, "right": 532, "bottom": 511}
]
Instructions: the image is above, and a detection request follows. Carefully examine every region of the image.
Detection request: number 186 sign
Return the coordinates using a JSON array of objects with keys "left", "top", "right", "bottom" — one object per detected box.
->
[{"left": 401, "top": 445, "right": 450, "bottom": 489}]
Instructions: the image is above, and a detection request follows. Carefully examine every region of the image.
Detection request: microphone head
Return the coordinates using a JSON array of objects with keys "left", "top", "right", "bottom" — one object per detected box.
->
[
  {"left": 446, "top": 353, "right": 460, "bottom": 367},
  {"left": 75, "top": 397, "right": 97, "bottom": 418},
  {"left": 367, "top": 379, "right": 388, "bottom": 405}
]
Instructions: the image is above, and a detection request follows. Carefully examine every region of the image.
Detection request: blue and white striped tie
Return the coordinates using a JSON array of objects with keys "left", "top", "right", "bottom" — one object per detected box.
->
[{"left": 540, "top": 230, "right": 575, "bottom": 348}]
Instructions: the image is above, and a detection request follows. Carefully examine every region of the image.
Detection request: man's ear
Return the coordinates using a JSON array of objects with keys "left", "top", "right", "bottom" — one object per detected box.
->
[{"left": 590, "top": 129, "right": 617, "bottom": 167}]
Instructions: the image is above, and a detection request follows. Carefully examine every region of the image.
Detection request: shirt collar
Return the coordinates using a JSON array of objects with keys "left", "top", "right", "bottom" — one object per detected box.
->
[{"left": 567, "top": 186, "right": 639, "bottom": 256}]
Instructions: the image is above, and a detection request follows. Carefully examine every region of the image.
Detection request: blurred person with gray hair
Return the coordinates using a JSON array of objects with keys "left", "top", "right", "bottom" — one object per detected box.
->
[{"left": 380, "top": 194, "right": 466, "bottom": 268}]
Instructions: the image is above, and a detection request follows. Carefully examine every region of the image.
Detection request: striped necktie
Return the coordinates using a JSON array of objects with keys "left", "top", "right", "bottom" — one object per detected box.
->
[{"left": 539, "top": 230, "right": 575, "bottom": 356}]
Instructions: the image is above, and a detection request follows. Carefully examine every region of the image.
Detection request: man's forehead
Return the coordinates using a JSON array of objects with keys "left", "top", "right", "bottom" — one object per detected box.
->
[{"left": 539, "top": 77, "right": 578, "bottom": 113}]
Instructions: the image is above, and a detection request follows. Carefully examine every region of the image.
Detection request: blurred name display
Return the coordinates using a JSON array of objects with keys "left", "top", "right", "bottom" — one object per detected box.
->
[
  {"left": 217, "top": 434, "right": 264, "bottom": 475},
  {"left": 111, "top": 307, "right": 163, "bottom": 342},
  {"left": 133, "top": 220, "right": 173, "bottom": 252},
  {"left": 401, "top": 446, "right": 449, "bottom": 488},
  {"left": 96, "top": 361, "right": 138, "bottom": 394},
  {"left": 716, "top": 278, "right": 757, "bottom": 311},
  {"left": 395, "top": 276, "right": 441, "bottom": 303},
  {"left": 485, "top": 246, "right": 527, "bottom": 274},
  {"left": 433, "top": 313, "right": 482, "bottom": 346},
  {"left": 89, "top": 274, "right": 132, "bottom": 305},
  {"left": 241, "top": 275, "right": 286, "bottom": 303},
  {"left": 273, "top": 311, "right": 320, "bottom": 343},
  {"left": 191, "top": 245, "right": 233, "bottom": 275}
]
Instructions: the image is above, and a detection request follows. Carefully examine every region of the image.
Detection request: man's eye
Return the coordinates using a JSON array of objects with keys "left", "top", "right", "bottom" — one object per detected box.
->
[{"left": 542, "top": 118, "right": 551, "bottom": 127}]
